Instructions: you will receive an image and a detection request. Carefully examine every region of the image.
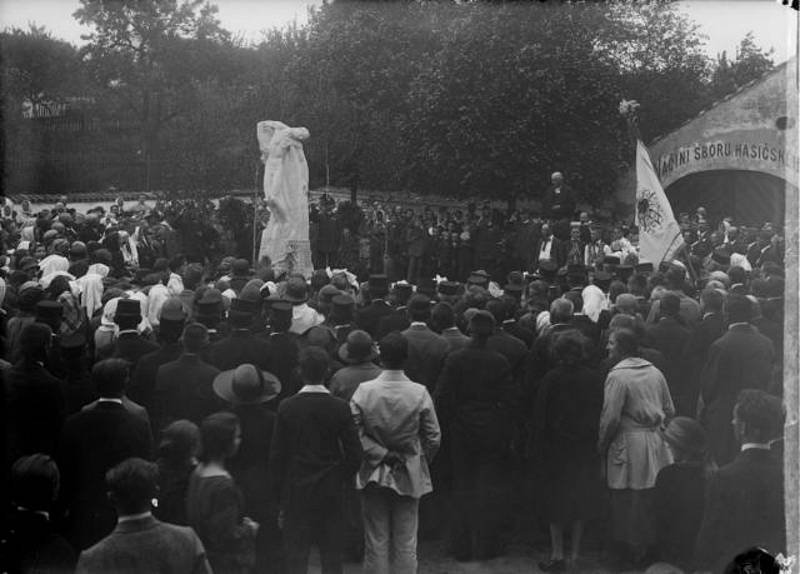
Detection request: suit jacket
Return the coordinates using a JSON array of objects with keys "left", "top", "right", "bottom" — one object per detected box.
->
[
  {"left": 82, "top": 395, "right": 150, "bottom": 427},
  {"left": 0, "top": 509, "right": 76, "bottom": 574},
  {"left": 377, "top": 308, "right": 411, "bottom": 340},
  {"left": 76, "top": 515, "right": 212, "bottom": 574},
  {"left": 401, "top": 324, "right": 450, "bottom": 393},
  {"left": 207, "top": 329, "right": 272, "bottom": 371},
  {"left": 533, "top": 236, "right": 567, "bottom": 268},
  {"left": 701, "top": 324, "right": 774, "bottom": 465},
  {"left": 355, "top": 300, "right": 394, "bottom": 339},
  {"left": 113, "top": 332, "right": 159, "bottom": 368},
  {"left": 682, "top": 312, "right": 725, "bottom": 414},
  {"left": 267, "top": 390, "right": 362, "bottom": 509},
  {"left": 645, "top": 317, "right": 691, "bottom": 395},
  {"left": 487, "top": 330, "right": 528, "bottom": 383},
  {"left": 441, "top": 327, "right": 471, "bottom": 353},
  {"left": 694, "top": 449, "right": 785, "bottom": 572},
  {"left": 263, "top": 331, "right": 302, "bottom": 402},
  {"left": 128, "top": 342, "right": 183, "bottom": 413},
  {"left": 58, "top": 401, "right": 153, "bottom": 550},
  {"left": 542, "top": 183, "right": 576, "bottom": 219},
  {"left": 3, "top": 360, "right": 66, "bottom": 465},
  {"left": 155, "top": 354, "right": 223, "bottom": 427}
]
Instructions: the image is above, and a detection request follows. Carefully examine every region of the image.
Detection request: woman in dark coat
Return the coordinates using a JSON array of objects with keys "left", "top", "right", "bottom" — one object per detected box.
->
[
  {"left": 530, "top": 331, "right": 603, "bottom": 571},
  {"left": 654, "top": 416, "right": 713, "bottom": 570},
  {"left": 435, "top": 310, "right": 516, "bottom": 561}
]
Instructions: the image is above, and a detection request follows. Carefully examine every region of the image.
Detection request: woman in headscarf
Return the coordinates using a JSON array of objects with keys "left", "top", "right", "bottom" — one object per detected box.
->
[
  {"left": 598, "top": 328, "right": 675, "bottom": 569},
  {"left": 45, "top": 275, "right": 84, "bottom": 337}
]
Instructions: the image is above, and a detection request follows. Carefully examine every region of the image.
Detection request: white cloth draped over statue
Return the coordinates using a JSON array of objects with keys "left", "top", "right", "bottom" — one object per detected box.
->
[{"left": 257, "top": 120, "right": 314, "bottom": 278}]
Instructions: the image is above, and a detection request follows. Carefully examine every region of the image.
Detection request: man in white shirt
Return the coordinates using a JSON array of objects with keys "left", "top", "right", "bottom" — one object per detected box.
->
[{"left": 351, "top": 333, "right": 441, "bottom": 574}]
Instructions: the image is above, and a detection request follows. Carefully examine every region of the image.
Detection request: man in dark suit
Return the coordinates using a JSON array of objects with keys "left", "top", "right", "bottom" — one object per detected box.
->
[
  {"left": 542, "top": 172, "right": 576, "bottom": 241},
  {"left": 58, "top": 359, "right": 152, "bottom": 550},
  {"left": 645, "top": 293, "right": 692, "bottom": 415},
  {"left": 76, "top": 458, "right": 211, "bottom": 574},
  {"left": 127, "top": 298, "right": 187, "bottom": 413},
  {"left": 206, "top": 300, "right": 272, "bottom": 371},
  {"left": 155, "top": 323, "right": 223, "bottom": 428},
  {"left": 533, "top": 224, "right": 567, "bottom": 269},
  {"left": 3, "top": 324, "right": 66, "bottom": 467},
  {"left": 267, "top": 347, "right": 362, "bottom": 574},
  {"left": 694, "top": 390, "right": 785, "bottom": 573},
  {"left": 700, "top": 295, "right": 775, "bottom": 466},
  {"left": 431, "top": 302, "right": 470, "bottom": 352},
  {"left": 112, "top": 299, "right": 159, "bottom": 367},
  {"left": 682, "top": 288, "right": 726, "bottom": 418},
  {"left": 262, "top": 301, "right": 302, "bottom": 403},
  {"left": 485, "top": 299, "right": 528, "bottom": 384},
  {"left": 401, "top": 295, "right": 449, "bottom": 394},
  {"left": 356, "top": 275, "right": 394, "bottom": 339}
]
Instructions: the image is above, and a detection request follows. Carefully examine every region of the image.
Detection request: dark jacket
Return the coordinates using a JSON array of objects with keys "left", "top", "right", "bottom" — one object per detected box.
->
[
  {"left": 267, "top": 391, "right": 362, "bottom": 509},
  {"left": 645, "top": 316, "right": 692, "bottom": 410},
  {"left": 682, "top": 312, "right": 725, "bottom": 415},
  {"left": 542, "top": 183, "right": 576, "bottom": 219},
  {"left": 533, "top": 235, "right": 567, "bottom": 268},
  {"left": 355, "top": 300, "right": 394, "bottom": 339},
  {"left": 0, "top": 509, "right": 77, "bottom": 574},
  {"left": 58, "top": 401, "right": 153, "bottom": 550},
  {"left": 76, "top": 514, "right": 211, "bottom": 574},
  {"left": 3, "top": 360, "right": 66, "bottom": 466},
  {"left": 700, "top": 324, "right": 774, "bottom": 465},
  {"left": 228, "top": 403, "right": 277, "bottom": 522},
  {"left": 401, "top": 324, "right": 450, "bottom": 393},
  {"left": 113, "top": 332, "right": 159, "bottom": 368},
  {"left": 262, "top": 331, "right": 302, "bottom": 403},
  {"left": 155, "top": 354, "right": 223, "bottom": 427},
  {"left": 128, "top": 342, "right": 183, "bottom": 413},
  {"left": 654, "top": 462, "right": 706, "bottom": 569},
  {"left": 207, "top": 330, "right": 272, "bottom": 372},
  {"left": 694, "top": 449, "right": 784, "bottom": 573}
]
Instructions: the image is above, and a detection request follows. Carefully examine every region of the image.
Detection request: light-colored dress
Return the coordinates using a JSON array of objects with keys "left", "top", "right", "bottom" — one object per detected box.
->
[
  {"left": 598, "top": 357, "right": 675, "bottom": 490},
  {"left": 256, "top": 121, "right": 313, "bottom": 278}
]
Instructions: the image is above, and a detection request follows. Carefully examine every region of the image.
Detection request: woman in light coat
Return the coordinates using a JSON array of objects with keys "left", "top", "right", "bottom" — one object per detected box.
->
[{"left": 598, "top": 327, "right": 674, "bottom": 568}]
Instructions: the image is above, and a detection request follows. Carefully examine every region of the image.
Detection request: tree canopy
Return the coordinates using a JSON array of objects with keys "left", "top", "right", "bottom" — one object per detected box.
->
[{"left": 1, "top": 0, "right": 777, "bottom": 205}]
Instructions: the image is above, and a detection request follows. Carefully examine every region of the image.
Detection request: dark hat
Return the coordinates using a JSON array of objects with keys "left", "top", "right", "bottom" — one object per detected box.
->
[
  {"left": 229, "top": 297, "right": 256, "bottom": 314},
  {"left": 35, "top": 300, "right": 63, "bottom": 320},
  {"left": 231, "top": 258, "right": 252, "bottom": 277},
  {"left": 661, "top": 416, "right": 707, "bottom": 457},
  {"left": 408, "top": 294, "right": 432, "bottom": 313},
  {"left": 318, "top": 284, "right": 342, "bottom": 304},
  {"left": 59, "top": 332, "right": 86, "bottom": 354},
  {"left": 196, "top": 288, "right": 223, "bottom": 316},
  {"left": 616, "top": 265, "right": 634, "bottom": 282},
  {"left": 537, "top": 260, "right": 558, "bottom": 280},
  {"left": 159, "top": 297, "right": 187, "bottom": 322},
  {"left": 504, "top": 283, "right": 523, "bottom": 297},
  {"left": 270, "top": 301, "right": 292, "bottom": 319},
  {"left": 239, "top": 279, "right": 264, "bottom": 305},
  {"left": 593, "top": 270, "right": 612, "bottom": 286},
  {"left": 213, "top": 364, "right": 281, "bottom": 405},
  {"left": 338, "top": 329, "right": 378, "bottom": 364},
  {"left": 132, "top": 268, "right": 152, "bottom": 286},
  {"left": 711, "top": 249, "right": 731, "bottom": 266},
  {"left": 468, "top": 309, "right": 496, "bottom": 337},
  {"left": 468, "top": 269, "right": 490, "bottom": 285},
  {"left": 69, "top": 241, "right": 87, "bottom": 258},
  {"left": 392, "top": 283, "right": 414, "bottom": 299},
  {"left": 603, "top": 255, "right": 621, "bottom": 266},
  {"left": 438, "top": 281, "right": 460, "bottom": 296},
  {"left": 368, "top": 274, "right": 389, "bottom": 297},
  {"left": 115, "top": 298, "right": 142, "bottom": 318},
  {"left": 635, "top": 262, "right": 654, "bottom": 274},
  {"left": 284, "top": 276, "right": 308, "bottom": 303},
  {"left": 506, "top": 271, "right": 525, "bottom": 286}
]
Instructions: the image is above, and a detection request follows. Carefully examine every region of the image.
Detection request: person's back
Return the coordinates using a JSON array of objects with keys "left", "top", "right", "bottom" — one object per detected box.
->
[
  {"left": 401, "top": 295, "right": 449, "bottom": 393},
  {"left": 4, "top": 323, "right": 66, "bottom": 464},
  {"left": 155, "top": 323, "right": 222, "bottom": 427},
  {"left": 695, "top": 391, "right": 785, "bottom": 572},
  {"left": 58, "top": 359, "right": 153, "bottom": 550},
  {"left": 76, "top": 458, "right": 211, "bottom": 574}
]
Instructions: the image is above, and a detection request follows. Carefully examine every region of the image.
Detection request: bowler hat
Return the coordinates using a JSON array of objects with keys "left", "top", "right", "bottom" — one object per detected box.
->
[
  {"left": 438, "top": 281, "right": 459, "bottom": 296},
  {"left": 231, "top": 258, "right": 252, "bottom": 277},
  {"left": 408, "top": 294, "right": 432, "bottom": 313},
  {"left": 213, "top": 364, "right": 281, "bottom": 405},
  {"left": 338, "top": 330, "right": 378, "bottom": 364},
  {"left": 270, "top": 301, "right": 292, "bottom": 319},
  {"left": 284, "top": 276, "right": 308, "bottom": 303}
]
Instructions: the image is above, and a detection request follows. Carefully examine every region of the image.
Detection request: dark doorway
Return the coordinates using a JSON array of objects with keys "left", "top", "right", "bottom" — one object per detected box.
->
[{"left": 666, "top": 169, "right": 790, "bottom": 226}]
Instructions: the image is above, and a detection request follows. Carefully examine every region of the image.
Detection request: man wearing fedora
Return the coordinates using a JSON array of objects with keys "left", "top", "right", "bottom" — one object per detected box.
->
[
  {"left": 350, "top": 332, "right": 441, "bottom": 574},
  {"left": 214, "top": 364, "right": 282, "bottom": 573},
  {"left": 329, "top": 330, "right": 382, "bottom": 403},
  {"left": 263, "top": 301, "right": 302, "bottom": 402},
  {"left": 285, "top": 276, "right": 324, "bottom": 335},
  {"left": 207, "top": 298, "right": 272, "bottom": 372}
]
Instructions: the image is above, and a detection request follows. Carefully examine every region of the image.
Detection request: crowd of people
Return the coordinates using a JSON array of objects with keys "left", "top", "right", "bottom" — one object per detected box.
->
[{"left": 0, "top": 186, "right": 788, "bottom": 574}]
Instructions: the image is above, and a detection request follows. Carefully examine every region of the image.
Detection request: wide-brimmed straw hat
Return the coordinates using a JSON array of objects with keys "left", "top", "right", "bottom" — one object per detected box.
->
[{"left": 213, "top": 364, "right": 281, "bottom": 405}]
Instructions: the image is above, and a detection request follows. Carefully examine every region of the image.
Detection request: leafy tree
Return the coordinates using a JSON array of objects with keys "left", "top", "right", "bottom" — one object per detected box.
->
[
  {"left": 73, "top": 0, "right": 233, "bottom": 191},
  {"left": 709, "top": 32, "right": 774, "bottom": 101}
]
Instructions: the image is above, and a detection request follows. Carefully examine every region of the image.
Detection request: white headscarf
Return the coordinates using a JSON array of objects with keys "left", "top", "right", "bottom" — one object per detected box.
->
[
  {"left": 730, "top": 252, "right": 752, "bottom": 272},
  {"left": 581, "top": 284, "right": 608, "bottom": 324},
  {"left": 77, "top": 263, "right": 110, "bottom": 316},
  {"left": 38, "top": 254, "right": 69, "bottom": 278}
]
